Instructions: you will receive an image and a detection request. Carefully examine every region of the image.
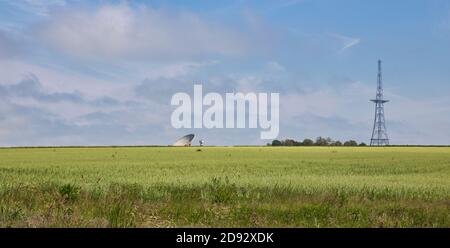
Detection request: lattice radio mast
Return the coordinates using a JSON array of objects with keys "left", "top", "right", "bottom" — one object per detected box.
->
[{"left": 370, "top": 60, "right": 390, "bottom": 146}]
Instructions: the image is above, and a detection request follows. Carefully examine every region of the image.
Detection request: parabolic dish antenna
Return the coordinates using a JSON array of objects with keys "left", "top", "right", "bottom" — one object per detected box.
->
[{"left": 172, "top": 134, "right": 195, "bottom": 146}]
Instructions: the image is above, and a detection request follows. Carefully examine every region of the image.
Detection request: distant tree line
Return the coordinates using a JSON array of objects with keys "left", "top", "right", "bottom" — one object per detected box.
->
[{"left": 268, "top": 137, "right": 367, "bottom": 147}]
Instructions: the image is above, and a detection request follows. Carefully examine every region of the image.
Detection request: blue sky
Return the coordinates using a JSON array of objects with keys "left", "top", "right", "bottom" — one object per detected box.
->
[{"left": 0, "top": 0, "right": 449, "bottom": 146}]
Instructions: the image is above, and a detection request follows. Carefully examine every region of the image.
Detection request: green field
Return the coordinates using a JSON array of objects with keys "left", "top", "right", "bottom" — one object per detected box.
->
[{"left": 0, "top": 147, "right": 449, "bottom": 227}]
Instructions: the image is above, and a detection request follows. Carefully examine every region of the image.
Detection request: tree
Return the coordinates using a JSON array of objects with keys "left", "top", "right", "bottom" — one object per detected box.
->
[
  {"left": 332, "top": 140, "right": 343, "bottom": 146},
  {"left": 271, "top": 137, "right": 362, "bottom": 147},
  {"left": 344, "top": 140, "right": 358, "bottom": 146},
  {"left": 284, "top": 139, "right": 296, "bottom": 146},
  {"left": 315, "top": 136, "right": 329, "bottom": 146},
  {"left": 272, "top": 140, "right": 282, "bottom": 146},
  {"left": 302, "top": 138, "right": 314, "bottom": 146}
]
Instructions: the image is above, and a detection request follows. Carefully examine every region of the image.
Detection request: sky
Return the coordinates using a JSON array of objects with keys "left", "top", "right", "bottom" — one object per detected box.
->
[{"left": 0, "top": 0, "right": 449, "bottom": 146}]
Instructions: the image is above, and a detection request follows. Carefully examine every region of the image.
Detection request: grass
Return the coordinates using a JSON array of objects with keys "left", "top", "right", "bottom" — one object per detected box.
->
[{"left": 0, "top": 146, "right": 449, "bottom": 227}]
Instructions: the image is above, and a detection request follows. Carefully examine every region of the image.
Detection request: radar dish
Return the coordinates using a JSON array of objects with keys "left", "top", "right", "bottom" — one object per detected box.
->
[{"left": 173, "top": 134, "right": 195, "bottom": 146}]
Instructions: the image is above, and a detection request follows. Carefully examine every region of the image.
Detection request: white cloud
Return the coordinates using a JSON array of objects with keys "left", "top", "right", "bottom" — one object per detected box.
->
[
  {"left": 38, "top": 4, "right": 251, "bottom": 60},
  {"left": 0, "top": 60, "right": 130, "bottom": 99},
  {"left": 266, "top": 61, "right": 286, "bottom": 72},
  {"left": 341, "top": 38, "right": 360, "bottom": 51},
  {"left": 280, "top": 81, "right": 374, "bottom": 133},
  {"left": 328, "top": 33, "right": 361, "bottom": 52},
  {"left": 139, "top": 60, "right": 219, "bottom": 80},
  {"left": 1, "top": 63, "right": 449, "bottom": 146}
]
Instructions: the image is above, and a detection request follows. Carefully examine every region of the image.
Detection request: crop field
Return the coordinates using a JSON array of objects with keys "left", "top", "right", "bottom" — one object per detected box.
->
[{"left": 0, "top": 146, "right": 449, "bottom": 227}]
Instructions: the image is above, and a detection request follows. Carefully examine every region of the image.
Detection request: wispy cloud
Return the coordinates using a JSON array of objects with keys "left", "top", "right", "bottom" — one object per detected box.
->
[
  {"left": 340, "top": 37, "right": 360, "bottom": 52},
  {"left": 329, "top": 33, "right": 361, "bottom": 52}
]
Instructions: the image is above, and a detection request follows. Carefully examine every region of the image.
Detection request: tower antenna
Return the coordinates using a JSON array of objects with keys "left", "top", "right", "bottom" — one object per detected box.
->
[{"left": 370, "top": 60, "right": 390, "bottom": 146}]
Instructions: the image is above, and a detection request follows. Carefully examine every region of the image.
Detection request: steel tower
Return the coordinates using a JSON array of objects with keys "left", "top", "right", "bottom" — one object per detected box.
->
[{"left": 370, "top": 60, "right": 389, "bottom": 146}]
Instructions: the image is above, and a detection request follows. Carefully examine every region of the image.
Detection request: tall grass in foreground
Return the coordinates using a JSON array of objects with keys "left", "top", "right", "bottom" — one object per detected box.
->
[
  {"left": 0, "top": 147, "right": 449, "bottom": 227},
  {"left": 0, "top": 179, "right": 448, "bottom": 227}
]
